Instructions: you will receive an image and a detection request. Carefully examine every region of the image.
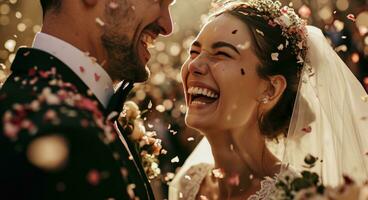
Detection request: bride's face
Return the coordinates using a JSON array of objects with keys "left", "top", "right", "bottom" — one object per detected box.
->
[{"left": 181, "top": 14, "right": 268, "bottom": 132}]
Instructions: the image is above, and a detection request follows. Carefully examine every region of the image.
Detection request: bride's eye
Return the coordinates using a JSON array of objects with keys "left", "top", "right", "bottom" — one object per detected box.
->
[{"left": 215, "top": 51, "right": 232, "bottom": 59}]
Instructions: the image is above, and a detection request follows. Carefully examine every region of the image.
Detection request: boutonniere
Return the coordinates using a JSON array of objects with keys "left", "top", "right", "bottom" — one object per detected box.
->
[{"left": 118, "top": 101, "right": 162, "bottom": 180}]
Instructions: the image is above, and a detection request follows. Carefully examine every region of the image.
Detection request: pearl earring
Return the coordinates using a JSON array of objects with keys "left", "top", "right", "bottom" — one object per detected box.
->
[{"left": 260, "top": 97, "right": 270, "bottom": 104}]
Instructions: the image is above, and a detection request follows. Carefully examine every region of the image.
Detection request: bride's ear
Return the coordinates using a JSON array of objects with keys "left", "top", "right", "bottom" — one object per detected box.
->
[{"left": 258, "top": 75, "right": 287, "bottom": 109}]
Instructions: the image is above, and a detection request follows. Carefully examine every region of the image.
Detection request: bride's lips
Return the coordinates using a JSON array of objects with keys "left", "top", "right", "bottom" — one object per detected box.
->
[{"left": 186, "top": 81, "right": 220, "bottom": 110}]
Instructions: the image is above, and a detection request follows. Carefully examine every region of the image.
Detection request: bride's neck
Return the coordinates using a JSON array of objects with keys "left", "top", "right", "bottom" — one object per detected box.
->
[{"left": 203, "top": 123, "right": 280, "bottom": 197}]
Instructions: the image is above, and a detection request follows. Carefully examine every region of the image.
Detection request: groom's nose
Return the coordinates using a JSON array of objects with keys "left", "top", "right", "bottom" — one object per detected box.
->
[{"left": 157, "top": 6, "right": 173, "bottom": 36}]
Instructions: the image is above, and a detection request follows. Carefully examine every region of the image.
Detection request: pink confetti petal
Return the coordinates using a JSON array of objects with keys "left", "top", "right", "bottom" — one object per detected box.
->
[
  {"left": 347, "top": 14, "right": 356, "bottom": 22},
  {"left": 79, "top": 66, "right": 85, "bottom": 73},
  {"left": 228, "top": 174, "right": 240, "bottom": 186},
  {"left": 94, "top": 73, "right": 101, "bottom": 82},
  {"left": 302, "top": 126, "right": 312, "bottom": 133},
  {"left": 87, "top": 169, "right": 100, "bottom": 186}
]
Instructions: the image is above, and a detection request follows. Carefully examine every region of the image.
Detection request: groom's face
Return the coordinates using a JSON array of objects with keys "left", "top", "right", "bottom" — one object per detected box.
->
[{"left": 101, "top": 0, "right": 174, "bottom": 83}]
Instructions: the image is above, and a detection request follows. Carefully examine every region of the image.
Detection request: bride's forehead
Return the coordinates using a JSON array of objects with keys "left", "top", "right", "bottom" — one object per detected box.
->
[{"left": 197, "top": 15, "right": 251, "bottom": 43}]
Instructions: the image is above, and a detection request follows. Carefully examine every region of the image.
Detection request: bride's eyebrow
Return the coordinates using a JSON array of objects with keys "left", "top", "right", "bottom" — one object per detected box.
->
[{"left": 212, "top": 41, "right": 240, "bottom": 55}]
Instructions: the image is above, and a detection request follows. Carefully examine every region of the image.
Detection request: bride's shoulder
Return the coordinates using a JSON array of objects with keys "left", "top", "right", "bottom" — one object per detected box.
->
[{"left": 171, "top": 163, "right": 214, "bottom": 200}]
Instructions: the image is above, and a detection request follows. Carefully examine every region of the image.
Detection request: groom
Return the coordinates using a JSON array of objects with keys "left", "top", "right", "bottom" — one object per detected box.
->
[{"left": 0, "top": 0, "right": 173, "bottom": 199}]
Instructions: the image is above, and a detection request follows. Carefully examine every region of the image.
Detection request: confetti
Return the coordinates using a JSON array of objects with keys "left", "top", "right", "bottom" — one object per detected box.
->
[
  {"left": 164, "top": 172, "right": 175, "bottom": 182},
  {"left": 212, "top": 168, "right": 225, "bottom": 179},
  {"left": 87, "top": 169, "right": 100, "bottom": 186},
  {"left": 347, "top": 14, "right": 356, "bottom": 22},
  {"left": 271, "top": 52, "right": 279, "bottom": 61},
  {"left": 302, "top": 126, "right": 312, "bottom": 133},
  {"left": 169, "top": 130, "right": 177, "bottom": 135},
  {"left": 335, "top": 45, "right": 347, "bottom": 53},
  {"left": 241, "top": 68, "right": 245, "bottom": 76},
  {"left": 155, "top": 105, "right": 165, "bottom": 112},
  {"left": 148, "top": 100, "right": 153, "bottom": 109},
  {"left": 127, "top": 184, "right": 136, "bottom": 198},
  {"left": 184, "top": 175, "right": 191, "bottom": 180},
  {"left": 228, "top": 174, "right": 240, "bottom": 186},
  {"left": 109, "top": 2, "right": 119, "bottom": 9},
  {"left": 95, "top": 17, "right": 105, "bottom": 26},
  {"left": 236, "top": 41, "right": 251, "bottom": 50},
  {"left": 277, "top": 44, "right": 284, "bottom": 50},
  {"left": 256, "top": 29, "right": 264, "bottom": 36},
  {"left": 171, "top": 156, "right": 179, "bottom": 163},
  {"left": 361, "top": 95, "right": 368, "bottom": 102},
  {"left": 199, "top": 195, "right": 209, "bottom": 200},
  {"left": 187, "top": 137, "right": 194, "bottom": 141},
  {"left": 79, "top": 66, "right": 85, "bottom": 73},
  {"left": 94, "top": 73, "right": 101, "bottom": 82}
]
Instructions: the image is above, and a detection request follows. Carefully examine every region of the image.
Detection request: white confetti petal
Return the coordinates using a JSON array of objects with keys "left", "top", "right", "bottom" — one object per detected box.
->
[{"left": 271, "top": 52, "right": 279, "bottom": 61}]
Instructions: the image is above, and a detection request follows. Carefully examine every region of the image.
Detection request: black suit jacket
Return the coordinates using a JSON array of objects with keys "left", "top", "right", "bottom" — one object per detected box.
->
[{"left": 0, "top": 48, "right": 155, "bottom": 200}]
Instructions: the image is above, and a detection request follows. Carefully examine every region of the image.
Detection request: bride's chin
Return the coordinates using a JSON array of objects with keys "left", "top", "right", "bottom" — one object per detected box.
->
[{"left": 185, "top": 116, "right": 214, "bottom": 131}]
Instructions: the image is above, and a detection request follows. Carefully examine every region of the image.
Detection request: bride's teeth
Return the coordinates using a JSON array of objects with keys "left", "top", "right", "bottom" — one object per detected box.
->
[
  {"left": 191, "top": 101, "right": 206, "bottom": 105},
  {"left": 188, "top": 87, "right": 193, "bottom": 94},
  {"left": 187, "top": 86, "right": 219, "bottom": 99}
]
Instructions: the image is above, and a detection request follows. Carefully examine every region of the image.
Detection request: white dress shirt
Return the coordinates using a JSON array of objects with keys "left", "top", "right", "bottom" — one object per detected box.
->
[{"left": 32, "top": 32, "right": 114, "bottom": 108}]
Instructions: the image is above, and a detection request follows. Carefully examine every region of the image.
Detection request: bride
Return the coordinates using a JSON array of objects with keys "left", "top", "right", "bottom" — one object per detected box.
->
[{"left": 169, "top": 0, "right": 368, "bottom": 199}]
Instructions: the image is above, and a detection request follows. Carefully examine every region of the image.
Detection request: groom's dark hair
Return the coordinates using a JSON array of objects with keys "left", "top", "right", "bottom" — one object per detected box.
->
[{"left": 40, "top": 0, "right": 61, "bottom": 15}]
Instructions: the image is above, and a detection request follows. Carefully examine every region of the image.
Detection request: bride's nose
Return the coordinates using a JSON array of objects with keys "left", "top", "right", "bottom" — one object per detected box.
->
[{"left": 188, "top": 54, "right": 210, "bottom": 76}]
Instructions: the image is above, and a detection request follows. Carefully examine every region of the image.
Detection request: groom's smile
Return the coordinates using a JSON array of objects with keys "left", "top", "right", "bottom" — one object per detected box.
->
[
  {"left": 137, "top": 25, "right": 161, "bottom": 64},
  {"left": 101, "top": 0, "right": 174, "bottom": 83}
]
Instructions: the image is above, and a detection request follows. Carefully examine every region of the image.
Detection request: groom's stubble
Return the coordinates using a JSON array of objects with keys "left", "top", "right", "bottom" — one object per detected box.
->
[{"left": 101, "top": 0, "right": 149, "bottom": 83}]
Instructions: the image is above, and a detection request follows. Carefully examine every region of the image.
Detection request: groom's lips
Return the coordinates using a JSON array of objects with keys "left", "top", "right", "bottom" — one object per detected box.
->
[{"left": 137, "top": 28, "right": 159, "bottom": 64}]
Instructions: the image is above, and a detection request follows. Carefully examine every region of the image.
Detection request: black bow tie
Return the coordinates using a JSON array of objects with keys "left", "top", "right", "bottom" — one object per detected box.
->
[{"left": 105, "top": 80, "right": 134, "bottom": 121}]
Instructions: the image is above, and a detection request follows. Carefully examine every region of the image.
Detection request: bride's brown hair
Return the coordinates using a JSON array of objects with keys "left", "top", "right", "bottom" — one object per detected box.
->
[{"left": 213, "top": 3, "right": 306, "bottom": 139}]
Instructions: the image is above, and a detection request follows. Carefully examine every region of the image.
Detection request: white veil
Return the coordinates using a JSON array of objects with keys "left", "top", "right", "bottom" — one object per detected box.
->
[
  {"left": 282, "top": 26, "right": 368, "bottom": 186},
  {"left": 169, "top": 26, "right": 368, "bottom": 198}
]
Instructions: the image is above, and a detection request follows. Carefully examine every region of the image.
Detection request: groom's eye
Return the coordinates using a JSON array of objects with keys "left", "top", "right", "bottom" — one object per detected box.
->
[{"left": 189, "top": 50, "right": 199, "bottom": 58}]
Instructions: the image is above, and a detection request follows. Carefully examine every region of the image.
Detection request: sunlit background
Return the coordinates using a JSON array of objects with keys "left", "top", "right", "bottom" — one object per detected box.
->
[{"left": 0, "top": 0, "right": 368, "bottom": 198}]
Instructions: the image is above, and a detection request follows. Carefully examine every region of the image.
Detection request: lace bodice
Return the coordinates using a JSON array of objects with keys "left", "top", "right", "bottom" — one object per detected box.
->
[{"left": 170, "top": 163, "right": 297, "bottom": 200}]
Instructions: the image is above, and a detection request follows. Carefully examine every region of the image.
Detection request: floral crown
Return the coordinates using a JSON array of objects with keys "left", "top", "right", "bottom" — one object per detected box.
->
[{"left": 214, "top": 0, "right": 308, "bottom": 65}]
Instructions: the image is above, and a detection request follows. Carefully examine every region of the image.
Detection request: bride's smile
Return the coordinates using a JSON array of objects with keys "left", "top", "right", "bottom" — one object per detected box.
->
[{"left": 181, "top": 14, "right": 273, "bottom": 132}]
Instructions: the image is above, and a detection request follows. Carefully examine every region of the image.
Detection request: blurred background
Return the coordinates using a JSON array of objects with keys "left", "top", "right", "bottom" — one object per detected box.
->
[{"left": 0, "top": 0, "right": 368, "bottom": 199}]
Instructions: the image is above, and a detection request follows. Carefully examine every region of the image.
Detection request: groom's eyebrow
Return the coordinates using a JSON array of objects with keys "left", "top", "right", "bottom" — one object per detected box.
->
[
  {"left": 212, "top": 41, "right": 240, "bottom": 54},
  {"left": 192, "top": 41, "right": 201, "bottom": 48}
]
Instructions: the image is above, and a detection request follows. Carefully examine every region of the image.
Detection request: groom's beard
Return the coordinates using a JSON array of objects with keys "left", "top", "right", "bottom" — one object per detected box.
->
[
  {"left": 101, "top": 33, "right": 149, "bottom": 83},
  {"left": 101, "top": 0, "right": 150, "bottom": 83}
]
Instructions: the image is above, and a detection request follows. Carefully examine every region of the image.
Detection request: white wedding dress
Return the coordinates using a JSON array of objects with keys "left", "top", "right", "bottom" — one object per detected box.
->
[
  {"left": 171, "top": 162, "right": 297, "bottom": 200},
  {"left": 169, "top": 139, "right": 297, "bottom": 200}
]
